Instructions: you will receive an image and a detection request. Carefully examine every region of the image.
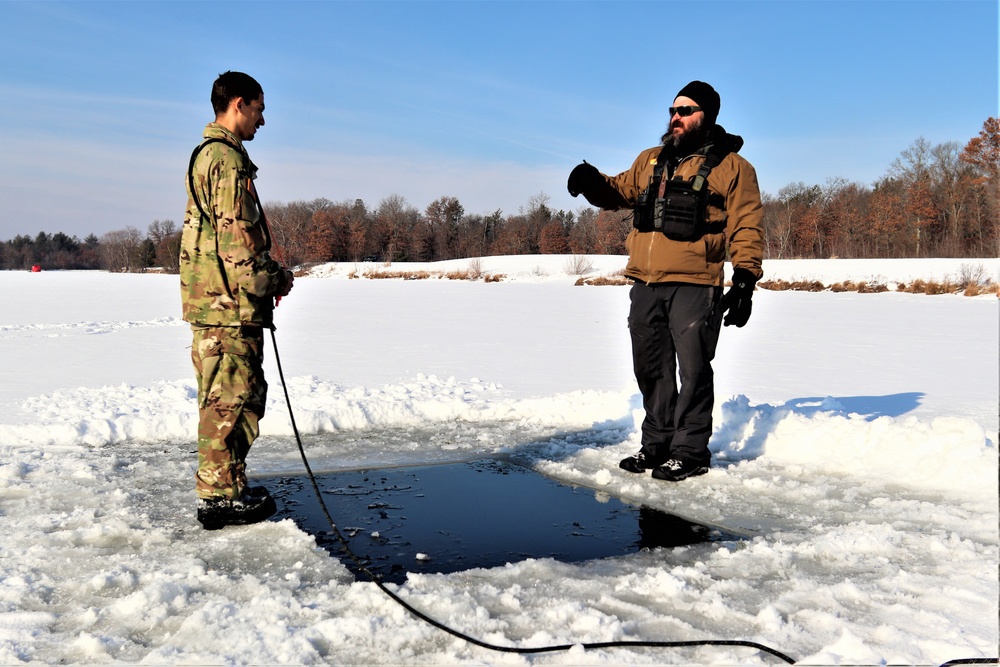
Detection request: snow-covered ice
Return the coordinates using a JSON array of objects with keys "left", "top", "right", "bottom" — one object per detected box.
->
[{"left": 0, "top": 256, "right": 996, "bottom": 665}]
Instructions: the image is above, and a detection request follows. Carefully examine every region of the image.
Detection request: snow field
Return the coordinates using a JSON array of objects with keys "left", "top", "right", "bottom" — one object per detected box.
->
[{"left": 0, "top": 257, "right": 996, "bottom": 664}]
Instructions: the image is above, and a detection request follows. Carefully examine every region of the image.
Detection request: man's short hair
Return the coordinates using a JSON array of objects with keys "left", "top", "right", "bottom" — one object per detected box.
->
[{"left": 211, "top": 71, "right": 263, "bottom": 115}]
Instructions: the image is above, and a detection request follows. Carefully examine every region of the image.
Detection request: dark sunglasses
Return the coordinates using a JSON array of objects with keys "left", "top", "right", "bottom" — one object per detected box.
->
[{"left": 669, "top": 105, "right": 702, "bottom": 118}]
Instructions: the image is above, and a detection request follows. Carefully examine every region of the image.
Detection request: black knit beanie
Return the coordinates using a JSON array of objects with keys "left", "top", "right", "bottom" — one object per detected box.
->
[{"left": 676, "top": 81, "right": 720, "bottom": 125}]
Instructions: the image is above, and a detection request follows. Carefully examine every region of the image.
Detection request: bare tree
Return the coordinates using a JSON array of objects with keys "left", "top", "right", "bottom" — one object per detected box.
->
[
  {"left": 100, "top": 226, "right": 145, "bottom": 272},
  {"left": 426, "top": 196, "right": 464, "bottom": 260},
  {"left": 568, "top": 208, "right": 598, "bottom": 254},
  {"left": 148, "top": 220, "right": 181, "bottom": 272},
  {"left": 266, "top": 198, "right": 332, "bottom": 266},
  {"left": 961, "top": 117, "right": 1000, "bottom": 256},
  {"left": 348, "top": 199, "right": 370, "bottom": 262},
  {"left": 372, "top": 194, "right": 420, "bottom": 262}
]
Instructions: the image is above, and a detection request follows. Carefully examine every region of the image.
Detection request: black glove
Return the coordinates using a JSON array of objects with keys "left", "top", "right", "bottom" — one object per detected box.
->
[
  {"left": 567, "top": 161, "right": 604, "bottom": 198},
  {"left": 568, "top": 161, "right": 631, "bottom": 209},
  {"left": 720, "top": 268, "right": 757, "bottom": 327}
]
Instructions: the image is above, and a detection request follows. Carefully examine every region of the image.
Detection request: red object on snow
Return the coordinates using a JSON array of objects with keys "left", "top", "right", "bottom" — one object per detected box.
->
[{"left": 31, "top": 265, "right": 41, "bottom": 272}]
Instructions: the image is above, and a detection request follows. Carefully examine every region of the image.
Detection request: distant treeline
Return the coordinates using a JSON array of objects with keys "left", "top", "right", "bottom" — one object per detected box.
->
[
  {"left": 3, "top": 119, "right": 997, "bottom": 272},
  {"left": 0, "top": 222, "right": 180, "bottom": 273}
]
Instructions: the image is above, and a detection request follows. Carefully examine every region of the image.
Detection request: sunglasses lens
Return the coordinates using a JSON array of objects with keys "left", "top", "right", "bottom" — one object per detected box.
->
[{"left": 670, "top": 106, "right": 700, "bottom": 118}]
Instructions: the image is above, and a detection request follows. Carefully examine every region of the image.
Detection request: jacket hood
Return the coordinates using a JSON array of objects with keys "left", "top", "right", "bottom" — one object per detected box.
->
[{"left": 706, "top": 124, "right": 743, "bottom": 154}]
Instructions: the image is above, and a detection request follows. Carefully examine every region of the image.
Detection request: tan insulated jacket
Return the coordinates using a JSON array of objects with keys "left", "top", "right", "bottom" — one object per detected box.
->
[{"left": 598, "top": 128, "right": 764, "bottom": 287}]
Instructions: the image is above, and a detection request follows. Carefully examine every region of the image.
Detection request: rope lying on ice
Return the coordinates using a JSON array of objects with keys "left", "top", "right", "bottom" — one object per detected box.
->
[
  {"left": 267, "top": 329, "right": 795, "bottom": 663},
  {"left": 267, "top": 328, "right": 996, "bottom": 667}
]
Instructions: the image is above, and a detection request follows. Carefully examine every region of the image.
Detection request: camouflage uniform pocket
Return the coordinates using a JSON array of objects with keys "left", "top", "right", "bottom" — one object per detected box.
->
[{"left": 191, "top": 326, "right": 267, "bottom": 415}]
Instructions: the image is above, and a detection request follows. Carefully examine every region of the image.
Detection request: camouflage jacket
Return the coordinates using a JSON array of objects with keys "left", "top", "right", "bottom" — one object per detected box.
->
[{"left": 180, "top": 123, "right": 287, "bottom": 327}]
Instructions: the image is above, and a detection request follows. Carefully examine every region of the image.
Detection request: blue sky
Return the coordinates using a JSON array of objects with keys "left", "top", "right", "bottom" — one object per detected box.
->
[{"left": 0, "top": 0, "right": 996, "bottom": 240}]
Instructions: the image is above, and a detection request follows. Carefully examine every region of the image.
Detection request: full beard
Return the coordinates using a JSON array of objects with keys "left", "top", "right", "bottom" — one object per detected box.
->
[{"left": 661, "top": 118, "right": 707, "bottom": 156}]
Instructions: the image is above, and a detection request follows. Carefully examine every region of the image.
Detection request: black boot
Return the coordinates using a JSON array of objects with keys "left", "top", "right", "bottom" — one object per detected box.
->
[
  {"left": 197, "top": 487, "right": 277, "bottom": 530},
  {"left": 651, "top": 459, "right": 709, "bottom": 482},
  {"left": 619, "top": 451, "right": 654, "bottom": 474}
]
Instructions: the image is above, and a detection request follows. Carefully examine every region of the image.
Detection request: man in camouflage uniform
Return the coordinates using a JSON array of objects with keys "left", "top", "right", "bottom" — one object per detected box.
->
[{"left": 181, "top": 71, "right": 294, "bottom": 530}]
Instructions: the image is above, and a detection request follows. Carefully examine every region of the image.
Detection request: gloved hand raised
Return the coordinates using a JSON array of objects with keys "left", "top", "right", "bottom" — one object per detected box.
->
[
  {"left": 567, "top": 161, "right": 603, "bottom": 198},
  {"left": 720, "top": 268, "right": 757, "bottom": 327},
  {"left": 567, "top": 162, "right": 630, "bottom": 210}
]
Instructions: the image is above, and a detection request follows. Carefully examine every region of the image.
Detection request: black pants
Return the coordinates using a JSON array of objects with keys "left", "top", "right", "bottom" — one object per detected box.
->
[{"left": 628, "top": 282, "right": 722, "bottom": 467}]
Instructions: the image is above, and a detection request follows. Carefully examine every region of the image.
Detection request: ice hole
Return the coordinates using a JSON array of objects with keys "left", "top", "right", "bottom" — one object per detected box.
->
[{"left": 270, "top": 458, "right": 744, "bottom": 583}]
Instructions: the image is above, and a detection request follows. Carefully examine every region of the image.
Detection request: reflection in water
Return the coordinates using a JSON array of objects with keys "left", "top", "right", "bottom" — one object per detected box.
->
[
  {"left": 638, "top": 506, "right": 720, "bottom": 549},
  {"left": 270, "top": 459, "right": 743, "bottom": 584}
]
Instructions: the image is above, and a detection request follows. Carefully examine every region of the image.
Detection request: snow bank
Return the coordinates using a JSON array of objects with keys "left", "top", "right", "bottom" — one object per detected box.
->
[{"left": 308, "top": 255, "right": 1000, "bottom": 288}]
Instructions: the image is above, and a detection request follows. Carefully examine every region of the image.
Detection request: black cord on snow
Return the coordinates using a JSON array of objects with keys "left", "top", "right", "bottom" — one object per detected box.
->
[
  {"left": 268, "top": 329, "right": 999, "bottom": 667},
  {"left": 269, "top": 329, "right": 1000, "bottom": 667},
  {"left": 267, "top": 328, "right": 796, "bottom": 664}
]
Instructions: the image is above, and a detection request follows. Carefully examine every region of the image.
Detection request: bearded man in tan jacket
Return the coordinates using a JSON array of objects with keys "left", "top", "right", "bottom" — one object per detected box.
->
[{"left": 568, "top": 80, "right": 763, "bottom": 482}]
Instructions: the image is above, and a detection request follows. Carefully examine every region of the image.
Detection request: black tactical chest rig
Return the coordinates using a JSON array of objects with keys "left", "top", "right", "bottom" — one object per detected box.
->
[{"left": 633, "top": 145, "right": 729, "bottom": 241}]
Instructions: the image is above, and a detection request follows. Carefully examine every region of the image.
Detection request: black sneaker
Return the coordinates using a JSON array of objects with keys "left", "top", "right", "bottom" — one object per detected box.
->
[
  {"left": 651, "top": 459, "right": 709, "bottom": 482},
  {"left": 197, "top": 488, "right": 277, "bottom": 531},
  {"left": 619, "top": 452, "right": 654, "bottom": 474}
]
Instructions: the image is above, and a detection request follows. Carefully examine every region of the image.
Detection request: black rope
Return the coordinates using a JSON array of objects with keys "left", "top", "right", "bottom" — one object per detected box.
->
[
  {"left": 267, "top": 327, "right": 797, "bottom": 664},
  {"left": 267, "top": 328, "right": 999, "bottom": 667},
  {"left": 268, "top": 328, "right": 999, "bottom": 667}
]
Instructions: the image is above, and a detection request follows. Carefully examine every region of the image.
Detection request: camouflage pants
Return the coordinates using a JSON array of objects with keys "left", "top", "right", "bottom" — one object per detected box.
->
[{"left": 191, "top": 325, "right": 268, "bottom": 500}]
